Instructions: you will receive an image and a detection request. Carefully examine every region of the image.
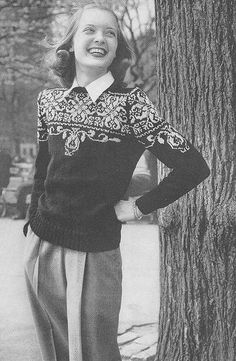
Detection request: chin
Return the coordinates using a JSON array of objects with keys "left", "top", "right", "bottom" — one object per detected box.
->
[
  {"left": 88, "top": 61, "right": 111, "bottom": 70},
  {"left": 88, "top": 54, "right": 112, "bottom": 65}
]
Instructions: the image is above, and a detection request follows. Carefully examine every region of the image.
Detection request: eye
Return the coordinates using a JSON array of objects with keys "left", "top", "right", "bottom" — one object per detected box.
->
[
  {"left": 83, "top": 27, "right": 94, "bottom": 33},
  {"left": 106, "top": 30, "right": 116, "bottom": 37}
]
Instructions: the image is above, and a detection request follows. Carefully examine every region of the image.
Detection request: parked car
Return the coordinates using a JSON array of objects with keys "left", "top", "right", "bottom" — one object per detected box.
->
[{"left": 0, "top": 161, "right": 34, "bottom": 218}]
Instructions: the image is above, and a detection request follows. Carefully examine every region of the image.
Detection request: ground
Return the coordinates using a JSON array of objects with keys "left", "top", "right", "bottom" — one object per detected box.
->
[{"left": 0, "top": 219, "right": 160, "bottom": 361}]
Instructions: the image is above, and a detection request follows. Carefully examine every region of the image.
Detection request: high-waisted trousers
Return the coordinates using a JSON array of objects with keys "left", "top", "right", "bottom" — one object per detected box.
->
[{"left": 24, "top": 226, "right": 122, "bottom": 361}]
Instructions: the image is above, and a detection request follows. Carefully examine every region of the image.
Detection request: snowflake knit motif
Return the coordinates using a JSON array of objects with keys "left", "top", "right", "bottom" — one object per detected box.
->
[
  {"left": 37, "top": 89, "right": 131, "bottom": 156},
  {"left": 37, "top": 86, "right": 190, "bottom": 156}
]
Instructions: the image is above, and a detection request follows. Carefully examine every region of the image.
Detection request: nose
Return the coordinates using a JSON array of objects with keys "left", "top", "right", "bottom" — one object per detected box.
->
[{"left": 94, "top": 30, "right": 105, "bottom": 44}]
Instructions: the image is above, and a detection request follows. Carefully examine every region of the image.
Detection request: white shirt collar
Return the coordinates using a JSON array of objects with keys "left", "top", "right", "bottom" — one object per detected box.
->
[{"left": 64, "top": 71, "right": 115, "bottom": 102}]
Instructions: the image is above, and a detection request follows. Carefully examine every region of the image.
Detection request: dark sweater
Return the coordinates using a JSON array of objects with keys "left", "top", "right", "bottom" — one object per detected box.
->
[{"left": 24, "top": 81, "right": 210, "bottom": 252}]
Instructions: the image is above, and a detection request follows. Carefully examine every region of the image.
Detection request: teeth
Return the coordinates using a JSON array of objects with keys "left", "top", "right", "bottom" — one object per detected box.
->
[{"left": 89, "top": 48, "right": 106, "bottom": 55}]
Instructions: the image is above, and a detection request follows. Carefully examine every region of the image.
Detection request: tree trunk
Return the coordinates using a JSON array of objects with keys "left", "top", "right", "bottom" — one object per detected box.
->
[{"left": 154, "top": 1, "right": 236, "bottom": 360}]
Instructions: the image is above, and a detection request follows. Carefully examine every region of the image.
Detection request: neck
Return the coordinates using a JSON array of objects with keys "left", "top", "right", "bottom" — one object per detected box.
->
[{"left": 75, "top": 65, "right": 107, "bottom": 87}]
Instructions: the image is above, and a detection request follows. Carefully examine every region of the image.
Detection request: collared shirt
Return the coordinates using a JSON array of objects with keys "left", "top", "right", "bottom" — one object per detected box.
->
[{"left": 63, "top": 71, "right": 115, "bottom": 102}]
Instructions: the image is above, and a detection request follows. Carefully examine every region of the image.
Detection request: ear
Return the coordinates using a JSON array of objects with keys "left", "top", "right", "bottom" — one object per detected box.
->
[{"left": 69, "top": 42, "right": 74, "bottom": 53}]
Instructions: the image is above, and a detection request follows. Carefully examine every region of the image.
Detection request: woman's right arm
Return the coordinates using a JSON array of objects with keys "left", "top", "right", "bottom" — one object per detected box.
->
[{"left": 23, "top": 91, "right": 50, "bottom": 235}]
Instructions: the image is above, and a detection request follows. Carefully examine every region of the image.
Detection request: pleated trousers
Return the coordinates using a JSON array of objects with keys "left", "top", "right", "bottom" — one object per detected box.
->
[{"left": 24, "top": 226, "right": 122, "bottom": 361}]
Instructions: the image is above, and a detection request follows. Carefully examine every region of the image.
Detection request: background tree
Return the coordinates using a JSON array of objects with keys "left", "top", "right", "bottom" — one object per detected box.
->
[
  {"left": 154, "top": 1, "right": 236, "bottom": 360},
  {"left": 0, "top": 0, "right": 68, "bottom": 153},
  {"left": 115, "top": 0, "right": 156, "bottom": 93}
]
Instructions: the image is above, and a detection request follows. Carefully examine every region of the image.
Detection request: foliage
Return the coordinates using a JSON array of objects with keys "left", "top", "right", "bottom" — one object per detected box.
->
[{"left": 0, "top": 0, "right": 68, "bottom": 152}]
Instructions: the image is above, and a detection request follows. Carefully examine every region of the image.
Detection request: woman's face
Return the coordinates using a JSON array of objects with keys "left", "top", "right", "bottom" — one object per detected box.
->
[{"left": 72, "top": 8, "right": 118, "bottom": 75}]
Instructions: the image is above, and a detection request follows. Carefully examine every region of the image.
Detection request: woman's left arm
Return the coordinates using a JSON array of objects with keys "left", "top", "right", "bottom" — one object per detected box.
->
[{"left": 128, "top": 87, "right": 210, "bottom": 216}]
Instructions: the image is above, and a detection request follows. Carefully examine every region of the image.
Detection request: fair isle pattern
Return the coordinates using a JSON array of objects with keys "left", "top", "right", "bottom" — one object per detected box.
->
[
  {"left": 37, "top": 88, "right": 131, "bottom": 156},
  {"left": 37, "top": 86, "right": 190, "bottom": 156},
  {"left": 37, "top": 95, "right": 49, "bottom": 142},
  {"left": 129, "top": 88, "right": 190, "bottom": 153}
]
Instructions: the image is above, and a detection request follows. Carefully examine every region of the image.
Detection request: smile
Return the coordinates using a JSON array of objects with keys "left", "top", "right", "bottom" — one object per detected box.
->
[{"left": 88, "top": 47, "right": 107, "bottom": 56}]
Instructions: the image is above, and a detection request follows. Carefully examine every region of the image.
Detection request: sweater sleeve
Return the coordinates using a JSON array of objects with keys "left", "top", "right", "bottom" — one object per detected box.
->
[
  {"left": 23, "top": 91, "right": 50, "bottom": 235},
  {"left": 128, "top": 87, "right": 210, "bottom": 215}
]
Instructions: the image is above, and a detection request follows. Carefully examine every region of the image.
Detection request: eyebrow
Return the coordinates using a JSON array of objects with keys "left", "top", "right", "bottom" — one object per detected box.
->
[{"left": 84, "top": 23, "right": 117, "bottom": 30}]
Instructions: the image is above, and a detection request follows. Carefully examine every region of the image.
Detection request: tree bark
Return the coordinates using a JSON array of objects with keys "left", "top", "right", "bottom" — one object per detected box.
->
[{"left": 154, "top": 1, "right": 236, "bottom": 360}]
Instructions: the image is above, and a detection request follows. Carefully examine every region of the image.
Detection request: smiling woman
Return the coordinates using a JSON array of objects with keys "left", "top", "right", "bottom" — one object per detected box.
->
[
  {"left": 71, "top": 8, "right": 119, "bottom": 84},
  {"left": 45, "top": 4, "right": 133, "bottom": 88},
  {"left": 22, "top": 3, "right": 210, "bottom": 361}
]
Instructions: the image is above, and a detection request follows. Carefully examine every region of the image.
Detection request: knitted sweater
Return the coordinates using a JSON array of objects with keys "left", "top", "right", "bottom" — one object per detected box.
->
[{"left": 24, "top": 81, "right": 210, "bottom": 252}]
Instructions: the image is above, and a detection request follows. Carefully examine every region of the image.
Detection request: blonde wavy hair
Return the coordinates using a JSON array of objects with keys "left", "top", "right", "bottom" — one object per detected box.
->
[{"left": 45, "top": 2, "right": 133, "bottom": 87}]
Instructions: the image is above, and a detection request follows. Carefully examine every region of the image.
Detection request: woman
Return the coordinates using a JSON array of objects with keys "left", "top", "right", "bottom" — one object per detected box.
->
[{"left": 23, "top": 3, "right": 210, "bottom": 361}]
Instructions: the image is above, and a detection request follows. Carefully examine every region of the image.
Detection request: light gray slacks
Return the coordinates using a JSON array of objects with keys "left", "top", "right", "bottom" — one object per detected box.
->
[{"left": 24, "top": 226, "right": 122, "bottom": 361}]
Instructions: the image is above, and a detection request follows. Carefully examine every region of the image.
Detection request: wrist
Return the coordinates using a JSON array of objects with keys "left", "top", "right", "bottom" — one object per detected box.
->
[{"left": 132, "top": 201, "right": 144, "bottom": 220}]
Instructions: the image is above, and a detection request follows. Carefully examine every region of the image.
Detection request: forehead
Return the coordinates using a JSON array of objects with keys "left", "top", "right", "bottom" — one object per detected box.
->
[{"left": 78, "top": 8, "right": 118, "bottom": 29}]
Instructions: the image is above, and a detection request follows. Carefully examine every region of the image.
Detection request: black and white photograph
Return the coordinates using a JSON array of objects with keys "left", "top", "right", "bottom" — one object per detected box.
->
[{"left": 0, "top": 0, "right": 235, "bottom": 360}]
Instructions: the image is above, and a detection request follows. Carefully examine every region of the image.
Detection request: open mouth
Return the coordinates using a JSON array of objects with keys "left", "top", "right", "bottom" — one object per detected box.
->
[{"left": 88, "top": 47, "right": 107, "bottom": 56}]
